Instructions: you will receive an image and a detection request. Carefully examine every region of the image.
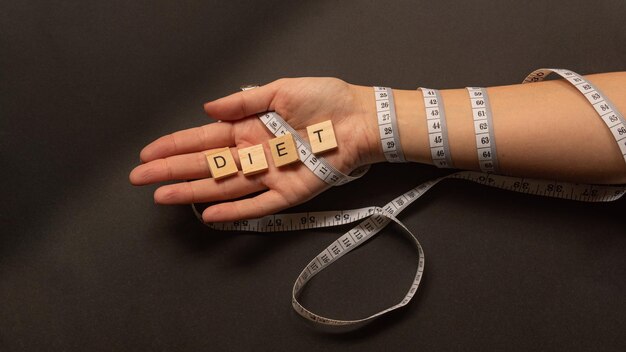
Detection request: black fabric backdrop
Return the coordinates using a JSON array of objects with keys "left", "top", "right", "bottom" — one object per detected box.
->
[{"left": 1, "top": 1, "right": 625, "bottom": 351}]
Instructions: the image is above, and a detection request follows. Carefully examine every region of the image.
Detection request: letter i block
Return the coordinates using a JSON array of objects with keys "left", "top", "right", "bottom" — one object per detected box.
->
[
  {"left": 238, "top": 144, "right": 268, "bottom": 176},
  {"left": 306, "top": 120, "right": 337, "bottom": 154},
  {"left": 205, "top": 147, "right": 239, "bottom": 180},
  {"left": 269, "top": 133, "right": 300, "bottom": 167}
]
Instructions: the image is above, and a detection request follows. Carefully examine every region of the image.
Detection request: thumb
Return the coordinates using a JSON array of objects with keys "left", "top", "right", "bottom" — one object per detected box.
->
[{"left": 203, "top": 79, "right": 285, "bottom": 121}]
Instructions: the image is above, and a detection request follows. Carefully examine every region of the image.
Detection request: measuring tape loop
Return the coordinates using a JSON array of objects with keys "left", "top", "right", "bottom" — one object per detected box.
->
[
  {"left": 195, "top": 70, "right": 626, "bottom": 326},
  {"left": 467, "top": 87, "right": 499, "bottom": 173},
  {"left": 420, "top": 87, "right": 454, "bottom": 168},
  {"left": 374, "top": 87, "right": 407, "bottom": 163},
  {"left": 292, "top": 211, "right": 424, "bottom": 326}
]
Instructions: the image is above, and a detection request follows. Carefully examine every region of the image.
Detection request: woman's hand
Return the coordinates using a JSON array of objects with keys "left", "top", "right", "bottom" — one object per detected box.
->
[{"left": 129, "top": 78, "right": 380, "bottom": 222}]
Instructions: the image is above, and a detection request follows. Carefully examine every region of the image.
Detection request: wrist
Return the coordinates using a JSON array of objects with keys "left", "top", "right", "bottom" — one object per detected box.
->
[{"left": 350, "top": 84, "right": 387, "bottom": 164}]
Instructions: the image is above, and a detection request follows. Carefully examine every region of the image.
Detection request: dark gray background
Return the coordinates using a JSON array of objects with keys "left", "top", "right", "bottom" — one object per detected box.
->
[{"left": 1, "top": 0, "right": 625, "bottom": 351}]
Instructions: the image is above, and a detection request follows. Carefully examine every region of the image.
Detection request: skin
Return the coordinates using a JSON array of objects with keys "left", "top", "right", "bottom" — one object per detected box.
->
[{"left": 129, "top": 72, "right": 626, "bottom": 222}]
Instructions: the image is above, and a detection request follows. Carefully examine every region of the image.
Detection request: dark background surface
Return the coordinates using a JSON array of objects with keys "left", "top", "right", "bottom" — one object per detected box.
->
[{"left": 1, "top": 0, "right": 625, "bottom": 351}]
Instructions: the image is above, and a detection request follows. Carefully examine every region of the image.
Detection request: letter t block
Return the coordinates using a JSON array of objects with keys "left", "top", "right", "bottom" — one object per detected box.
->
[{"left": 306, "top": 120, "right": 338, "bottom": 154}]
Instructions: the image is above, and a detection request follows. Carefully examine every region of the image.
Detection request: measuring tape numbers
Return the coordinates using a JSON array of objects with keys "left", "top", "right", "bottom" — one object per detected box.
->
[
  {"left": 466, "top": 87, "right": 499, "bottom": 173},
  {"left": 374, "top": 87, "right": 406, "bottom": 163},
  {"left": 420, "top": 87, "right": 454, "bottom": 168},
  {"left": 196, "top": 69, "right": 626, "bottom": 326}
]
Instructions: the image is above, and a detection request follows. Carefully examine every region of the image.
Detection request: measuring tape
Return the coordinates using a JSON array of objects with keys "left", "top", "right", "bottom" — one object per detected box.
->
[
  {"left": 466, "top": 87, "right": 499, "bottom": 173},
  {"left": 420, "top": 87, "right": 453, "bottom": 168},
  {"left": 374, "top": 87, "right": 406, "bottom": 162},
  {"left": 196, "top": 69, "right": 626, "bottom": 326}
]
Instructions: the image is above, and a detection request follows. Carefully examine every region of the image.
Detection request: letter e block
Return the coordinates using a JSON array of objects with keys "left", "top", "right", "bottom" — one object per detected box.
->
[
  {"left": 205, "top": 147, "right": 239, "bottom": 180},
  {"left": 306, "top": 120, "right": 337, "bottom": 154},
  {"left": 238, "top": 144, "right": 268, "bottom": 176},
  {"left": 269, "top": 133, "right": 299, "bottom": 167}
]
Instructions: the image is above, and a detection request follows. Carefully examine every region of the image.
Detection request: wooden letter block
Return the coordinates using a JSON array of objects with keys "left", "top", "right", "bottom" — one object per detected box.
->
[
  {"left": 306, "top": 120, "right": 337, "bottom": 154},
  {"left": 268, "top": 133, "right": 299, "bottom": 167},
  {"left": 238, "top": 144, "right": 268, "bottom": 176},
  {"left": 205, "top": 147, "right": 239, "bottom": 180}
]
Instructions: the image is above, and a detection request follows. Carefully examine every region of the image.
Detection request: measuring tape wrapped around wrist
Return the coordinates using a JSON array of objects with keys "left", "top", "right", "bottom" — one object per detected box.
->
[
  {"left": 195, "top": 69, "right": 626, "bottom": 327},
  {"left": 374, "top": 87, "right": 406, "bottom": 163}
]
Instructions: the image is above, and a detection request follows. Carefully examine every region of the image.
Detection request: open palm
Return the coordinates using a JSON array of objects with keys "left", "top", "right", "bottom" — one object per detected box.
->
[{"left": 129, "top": 78, "right": 378, "bottom": 222}]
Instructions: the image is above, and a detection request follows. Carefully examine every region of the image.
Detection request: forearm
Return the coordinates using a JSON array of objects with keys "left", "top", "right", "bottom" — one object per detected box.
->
[{"left": 357, "top": 72, "right": 626, "bottom": 184}]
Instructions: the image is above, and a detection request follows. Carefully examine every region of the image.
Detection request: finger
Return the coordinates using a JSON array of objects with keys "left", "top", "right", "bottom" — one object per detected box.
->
[
  {"left": 131, "top": 147, "right": 242, "bottom": 185},
  {"left": 202, "top": 190, "right": 290, "bottom": 222},
  {"left": 130, "top": 151, "right": 210, "bottom": 185},
  {"left": 140, "top": 122, "right": 234, "bottom": 162},
  {"left": 154, "top": 174, "right": 267, "bottom": 205},
  {"left": 203, "top": 79, "right": 285, "bottom": 121}
]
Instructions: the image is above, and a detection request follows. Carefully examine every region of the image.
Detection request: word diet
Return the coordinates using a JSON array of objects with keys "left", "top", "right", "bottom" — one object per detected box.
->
[{"left": 206, "top": 120, "right": 338, "bottom": 179}]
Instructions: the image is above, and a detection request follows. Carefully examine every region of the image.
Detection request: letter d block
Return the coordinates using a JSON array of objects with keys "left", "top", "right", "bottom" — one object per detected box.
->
[
  {"left": 306, "top": 120, "right": 337, "bottom": 154},
  {"left": 205, "top": 147, "right": 239, "bottom": 180},
  {"left": 238, "top": 144, "right": 268, "bottom": 176},
  {"left": 269, "top": 133, "right": 299, "bottom": 167}
]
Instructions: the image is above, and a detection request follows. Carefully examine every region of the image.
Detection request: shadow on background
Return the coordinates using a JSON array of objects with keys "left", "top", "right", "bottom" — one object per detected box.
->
[{"left": 0, "top": 0, "right": 309, "bottom": 256}]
